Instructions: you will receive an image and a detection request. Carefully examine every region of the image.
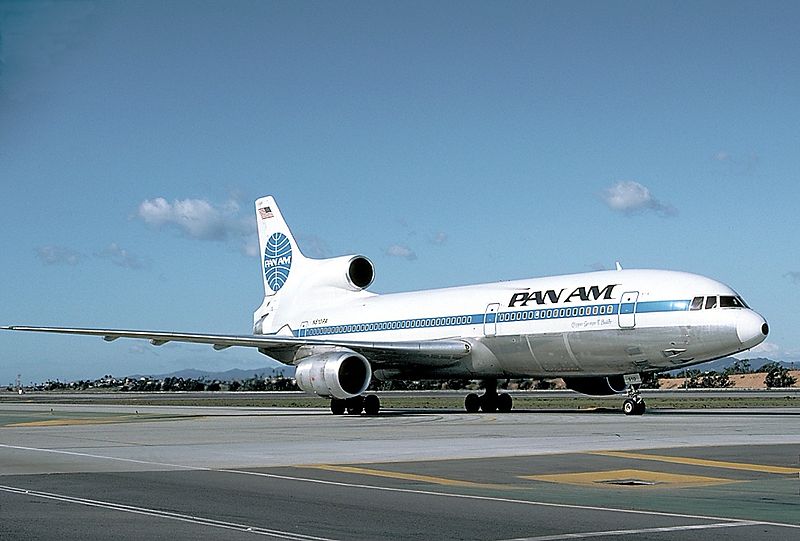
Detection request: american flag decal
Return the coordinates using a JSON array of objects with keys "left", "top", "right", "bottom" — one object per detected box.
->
[{"left": 258, "top": 207, "right": 274, "bottom": 219}]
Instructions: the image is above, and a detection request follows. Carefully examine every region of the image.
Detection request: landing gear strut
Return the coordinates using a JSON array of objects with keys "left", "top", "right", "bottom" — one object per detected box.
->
[
  {"left": 622, "top": 386, "right": 646, "bottom": 416},
  {"left": 464, "top": 380, "right": 513, "bottom": 413},
  {"left": 331, "top": 395, "right": 381, "bottom": 415}
]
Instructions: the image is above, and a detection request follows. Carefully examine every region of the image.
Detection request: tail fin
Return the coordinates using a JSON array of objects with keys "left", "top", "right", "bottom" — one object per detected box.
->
[{"left": 255, "top": 196, "right": 307, "bottom": 297}]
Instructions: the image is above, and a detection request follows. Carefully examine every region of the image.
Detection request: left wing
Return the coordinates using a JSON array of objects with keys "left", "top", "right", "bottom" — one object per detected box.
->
[{"left": 1, "top": 326, "right": 471, "bottom": 366}]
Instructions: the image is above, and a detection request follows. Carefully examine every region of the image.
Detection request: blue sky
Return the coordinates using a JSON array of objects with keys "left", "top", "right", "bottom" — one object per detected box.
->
[{"left": 1, "top": 0, "right": 798, "bottom": 385}]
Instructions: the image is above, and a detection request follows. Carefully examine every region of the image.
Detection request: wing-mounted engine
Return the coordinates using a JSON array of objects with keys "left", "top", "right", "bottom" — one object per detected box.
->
[
  {"left": 294, "top": 350, "right": 372, "bottom": 399},
  {"left": 562, "top": 375, "right": 627, "bottom": 396},
  {"left": 306, "top": 255, "right": 374, "bottom": 292}
]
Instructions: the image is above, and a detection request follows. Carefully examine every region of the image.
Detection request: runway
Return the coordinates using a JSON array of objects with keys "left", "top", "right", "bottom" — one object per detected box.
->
[{"left": 1, "top": 403, "right": 798, "bottom": 540}]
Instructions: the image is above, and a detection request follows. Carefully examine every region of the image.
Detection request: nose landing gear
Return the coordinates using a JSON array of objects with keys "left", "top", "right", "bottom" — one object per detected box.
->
[{"left": 622, "top": 386, "right": 646, "bottom": 415}]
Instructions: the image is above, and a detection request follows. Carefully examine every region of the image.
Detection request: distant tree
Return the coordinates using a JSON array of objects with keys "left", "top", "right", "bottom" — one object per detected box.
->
[
  {"left": 267, "top": 377, "right": 298, "bottom": 391},
  {"left": 184, "top": 379, "right": 205, "bottom": 391},
  {"left": 228, "top": 380, "right": 241, "bottom": 392},
  {"left": 206, "top": 382, "right": 221, "bottom": 392},
  {"left": 677, "top": 368, "right": 701, "bottom": 380},
  {"left": 684, "top": 371, "right": 732, "bottom": 389},
  {"left": 724, "top": 359, "right": 752, "bottom": 375},
  {"left": 442, "top": 379, "right": 470, "bottom": 390},
  {"left": 371, "top": 379, "right": 408, "bottom": 391},
  {"left": 704, "top": 372, "right": 732, "bottom": 388},
  {"left": 641, "top": 372, "right": 660, "bottom": 389},
  {"left": 241, "top": 376, "right": 266, "bottom": 391},
  {"left": 765, "top": 366, "right": 797, "bottom": 388},
  {"left": 756, "top": 361, "right": 783, "bottom": 373}
]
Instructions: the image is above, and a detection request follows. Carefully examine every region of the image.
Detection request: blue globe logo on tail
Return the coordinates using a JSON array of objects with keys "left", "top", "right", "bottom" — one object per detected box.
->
[{"left": 264, "top": 232, "right": 292, "bottom": 292}]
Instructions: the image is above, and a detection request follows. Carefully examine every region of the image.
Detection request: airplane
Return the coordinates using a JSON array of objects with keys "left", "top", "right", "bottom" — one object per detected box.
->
[{"left": 2, "top": 196, "right": 769, "bottom": 416}]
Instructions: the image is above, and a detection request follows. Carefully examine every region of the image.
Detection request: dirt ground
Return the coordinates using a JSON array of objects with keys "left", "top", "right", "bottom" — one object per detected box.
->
[{"left": 658, "top": 370, "right": 800, "bottom": 389}]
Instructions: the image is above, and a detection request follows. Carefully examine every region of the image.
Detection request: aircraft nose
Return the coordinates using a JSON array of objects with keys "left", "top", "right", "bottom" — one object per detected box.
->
[{"left": 736, "top": 310, "right": 769, "bottom": 349}]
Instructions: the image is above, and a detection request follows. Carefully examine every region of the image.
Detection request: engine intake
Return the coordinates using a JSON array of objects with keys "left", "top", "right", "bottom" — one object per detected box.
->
[
  {"left": 307, "top": 255, "right": 374, "bottom": 292},
  {"left": 563, "top": 375, "right": 627, "bottom": 396},
  {"left": 294, "top": 351, "right": 372, "bottom": 399},
  {"left": 347, "top": 256, "right": 374, "bottom": 289}
]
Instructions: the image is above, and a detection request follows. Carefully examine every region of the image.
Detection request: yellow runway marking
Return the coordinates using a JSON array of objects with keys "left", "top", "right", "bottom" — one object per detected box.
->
[
  {"left": 5, "top": 415, "right": 185, "bottom": 428},
  {"left": 522, "top": 469, "right": 737, "bottom": 488},
  {"left": 589, "top": 450, "right": 798, "bottom": 475},
  {"left": 302, "top": 464, "right": 511, "bottom": 489},
  {"left": 8, "top": 418, "right": 134, "bottom": 427}
]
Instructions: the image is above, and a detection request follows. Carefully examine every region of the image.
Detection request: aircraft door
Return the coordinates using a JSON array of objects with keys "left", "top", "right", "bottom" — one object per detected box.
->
[
  {"left": 299, "top": 320, "right": 308, "bottom": 337},
  {"left": 618, "top": 291, "right": 638, "bottom": 329},
  {"left": 484, "top": 303, "right": 500, "bottom": 336}
]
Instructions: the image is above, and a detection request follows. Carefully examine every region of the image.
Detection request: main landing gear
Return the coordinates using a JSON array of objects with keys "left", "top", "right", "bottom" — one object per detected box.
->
[
  {"left": 622, "top": 386, "right": 646, "bottom": 416},
  {"left": 464, "top": 380, "right": 513, "bottom": 413},
  {"left": 330, "top": 395, "right": 381, "bottom": 415}
]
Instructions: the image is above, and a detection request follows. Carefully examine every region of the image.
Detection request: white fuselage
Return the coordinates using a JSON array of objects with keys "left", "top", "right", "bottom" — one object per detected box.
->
[{"left": 262, "top": 269, "right": 767, "bottom": 379}]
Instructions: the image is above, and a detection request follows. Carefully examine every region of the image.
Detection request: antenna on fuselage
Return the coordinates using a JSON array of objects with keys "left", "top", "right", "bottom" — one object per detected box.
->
[{"left": 615, "top": 261, "right": 623, "bottom": 271}]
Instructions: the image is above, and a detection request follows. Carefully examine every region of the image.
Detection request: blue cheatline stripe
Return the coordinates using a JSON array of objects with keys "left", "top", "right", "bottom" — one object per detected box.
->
[{"left": 291, "top": 299, "right": 692, "bottom": 338}]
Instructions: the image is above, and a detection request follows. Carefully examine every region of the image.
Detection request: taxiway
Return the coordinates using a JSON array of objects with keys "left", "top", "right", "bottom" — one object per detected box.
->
[{"left": 1, "top": 402, "right": 798, "bottom": 540}]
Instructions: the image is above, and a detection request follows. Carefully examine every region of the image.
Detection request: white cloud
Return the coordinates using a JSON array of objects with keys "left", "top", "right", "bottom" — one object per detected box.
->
[
  {"left": 784, "top": 271, "right": 800, "bottom": 285},
  {"left": 713, "top": 150, "right": 760, "bottom": 175},
  {"left": 737, "top": 341, "right": 800, "bottom": 363},
  {"left": 296, "top": 234, "right": 331, "bottom": 258},
  {"left": 136, "top": 197, "right": 251, "bottom": 241},
  {"left": 430, "top": 231, "right": 448, "bottom": 245},
  {"left": 601, "top": 181, "right": 677, "bottom": 217},
  {"left": 241, "top": 235, "right": 260, "bottom": 258},
  {"left": 385, "top": 244, "right": 417, "bottom": 261},
  {"left": 95, "top": 243, "right": 146, "bottom": 269},
  {"left": 36, "top": 245, "right": 84, "bottom": 265}
]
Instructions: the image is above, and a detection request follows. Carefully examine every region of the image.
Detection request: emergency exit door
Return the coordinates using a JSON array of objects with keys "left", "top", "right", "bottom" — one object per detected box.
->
[{"left": 618, "top": 291, "right": 638, "bottom": 329}]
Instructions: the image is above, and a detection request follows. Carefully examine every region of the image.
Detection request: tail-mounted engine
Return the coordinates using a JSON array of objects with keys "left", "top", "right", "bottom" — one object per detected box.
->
[
  {"left": 294, "top": 350, "right": 372, "bottom": 399},
  {"left": 308, "top": 255, "right": 374, "bottom": 292}
]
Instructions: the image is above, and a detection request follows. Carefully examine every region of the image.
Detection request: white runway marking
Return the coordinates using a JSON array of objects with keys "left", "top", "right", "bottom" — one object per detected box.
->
[
  {"left": 2, "top": 442, "right": 798, "bottom": 531},
  {"left": 0, "top": 484, "right": 336, "bottom": 541},
  {"left": 502, "top": 521, "right": 762, "bottom": 540}
]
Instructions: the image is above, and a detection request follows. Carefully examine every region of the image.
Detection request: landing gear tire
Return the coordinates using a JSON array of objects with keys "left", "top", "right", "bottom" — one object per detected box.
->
[
  {"left": 497, "top": 393, "right": 513, "bottom": 413},
  {"left": 346, "top": 396, "right": 365, "bottom": 415},
  {"left": 331, "top": 398, "right": 346, "bottom": 415},
  {"left": 364, "top": 394, "right": 381, "bottom": 415},
  {"left": 623, "top": 398, "right": 645, "bottom": 416},
  {"left": 465, "top": 393, "right": 480, "bottom": 413},
  {"left": 479, "top": 394, "right": 497, "bottom": 413}
]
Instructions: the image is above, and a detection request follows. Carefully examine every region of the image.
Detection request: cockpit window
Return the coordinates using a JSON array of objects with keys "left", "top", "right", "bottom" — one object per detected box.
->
[
  {"left": 705, "top": 296, "right": 718, "bottom": 309},
  {"left": 690, "top": 296, "right": 704, "bottom": 310},
  {"left": 720, "top": 296, "right": 746, "bottom": 308}
]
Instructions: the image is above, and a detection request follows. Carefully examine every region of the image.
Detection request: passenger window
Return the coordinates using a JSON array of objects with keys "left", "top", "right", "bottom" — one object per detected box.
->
[
  {"left": 705, "top": 296, "right": 718, "bottom": 309},
  {"left": 690, "top": 297, "right": 703, "bottom": 310}
]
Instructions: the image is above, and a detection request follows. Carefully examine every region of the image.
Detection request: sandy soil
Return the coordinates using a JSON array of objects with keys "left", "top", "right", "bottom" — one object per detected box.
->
[{"left": 658, "top": 370, "right": 800, "bottom": 389}]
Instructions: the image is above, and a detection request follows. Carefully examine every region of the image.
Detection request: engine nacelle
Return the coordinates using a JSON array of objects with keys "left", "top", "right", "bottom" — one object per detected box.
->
[
  {"left": 309, "top": 255, "right": 374, "bottom": 292},
  {"left": 294, "top": 351, "right": 372, "bottom": 399},
  {"left": 563, "top": 375, "right": 627, "bottom": 396}
]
